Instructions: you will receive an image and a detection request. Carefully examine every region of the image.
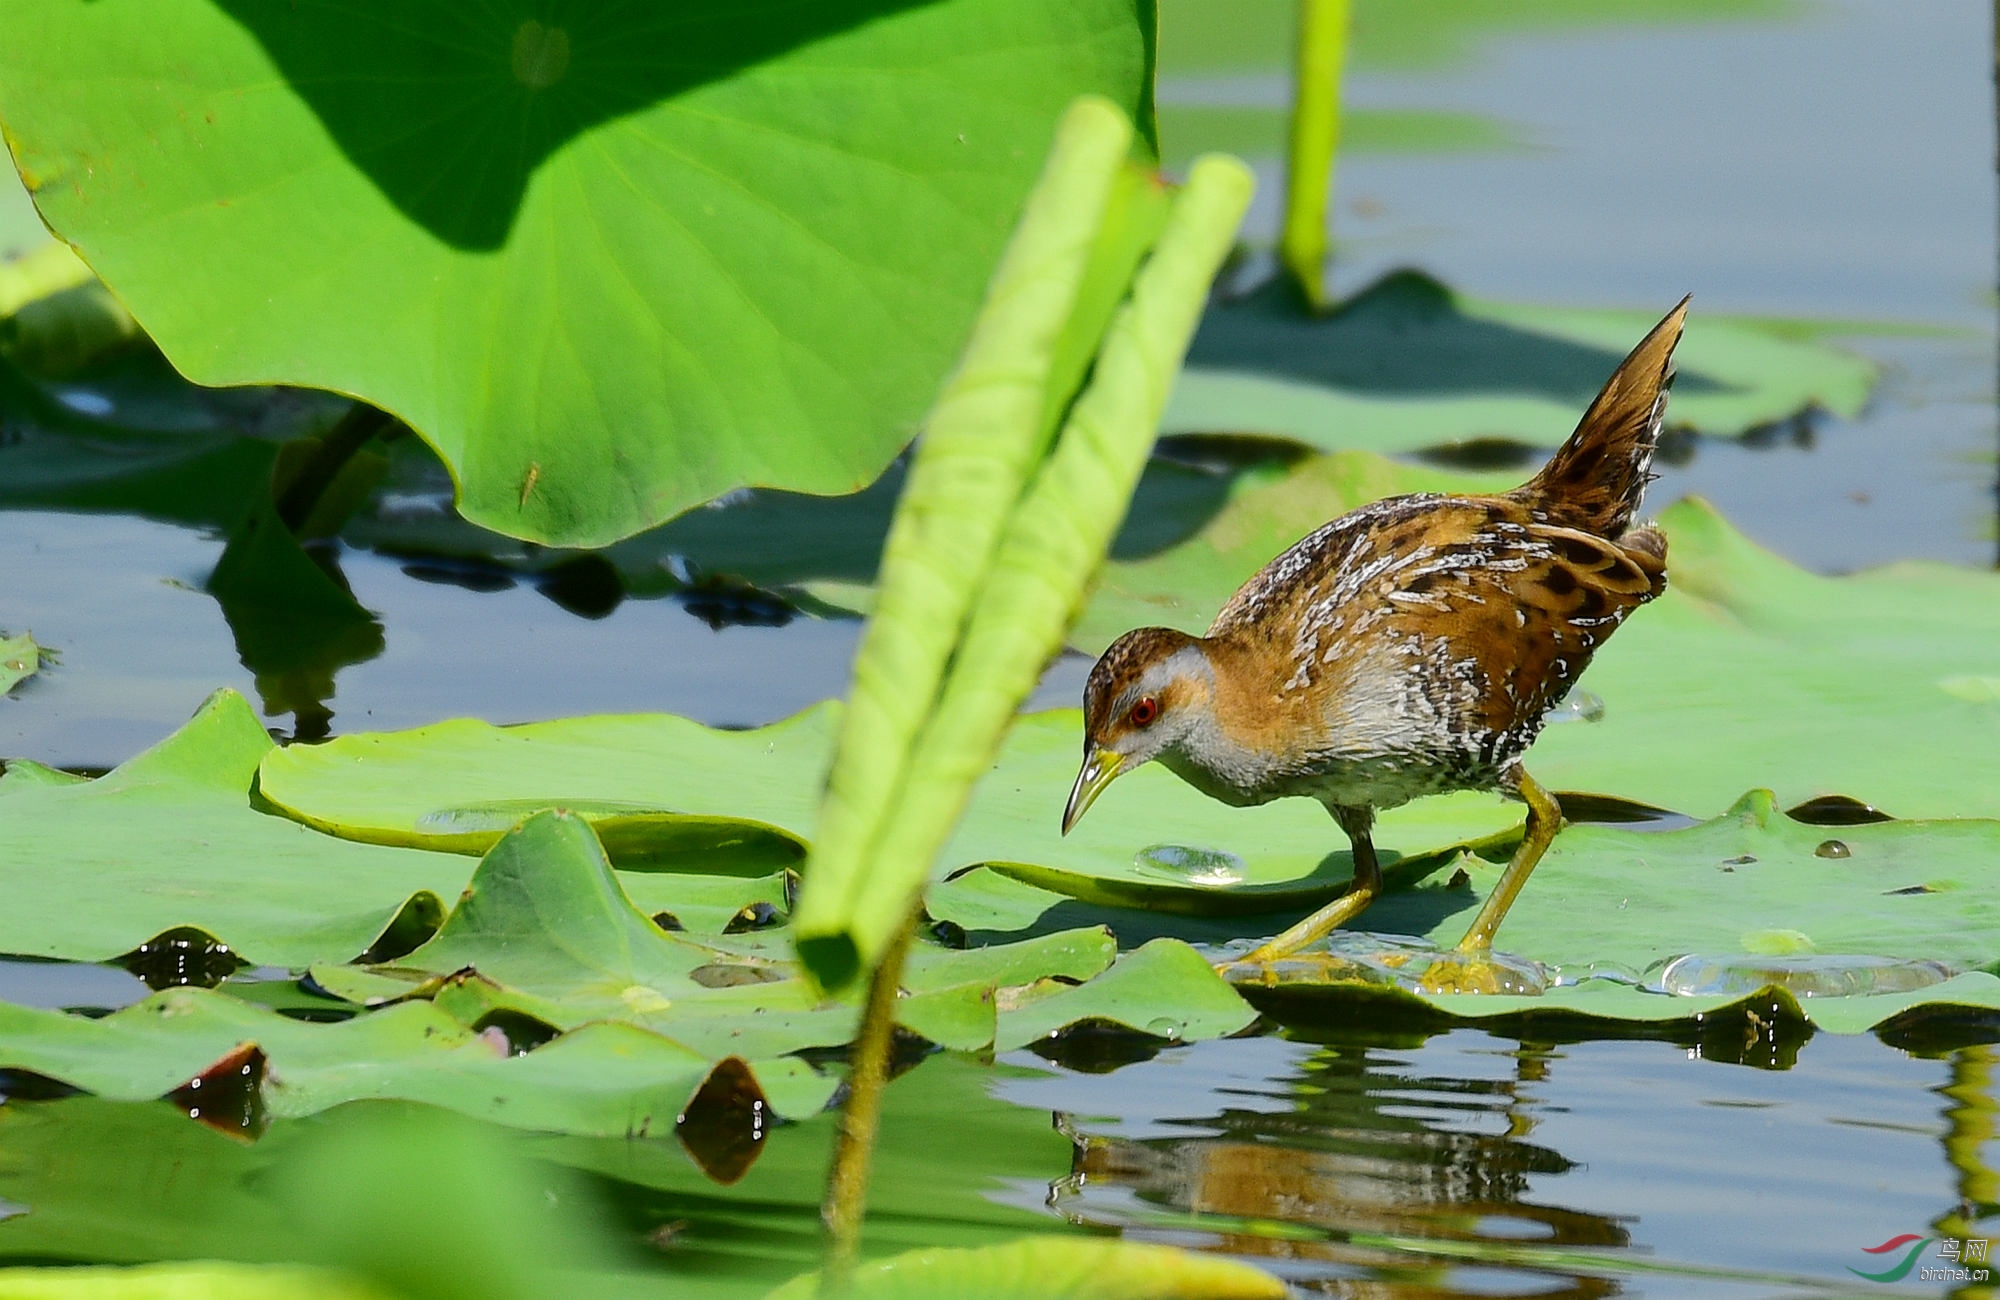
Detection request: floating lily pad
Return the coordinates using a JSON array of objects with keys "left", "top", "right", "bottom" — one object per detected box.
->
[
  {"left": 0, "top": 0, "right": 1154, "bottom": 545},
  {"left": 0, "top": 758, "right": 88, "bottom": 792},
  {"left": 0, "top": 690, "right": 471, "bottom": 966},
  {"left": 1162, "top": 273, "right": 1878, "bottom": 451},
  {"left": 0, "top": 984, "right": 836, "bottom": 1131},
  {"left": 766, "top": 1236, "right": 1286, "bottom": 1299},
  {"left": 303, "top": 811, "right": 1127, "bottom": 1058},
  {"left": 995, "top": 938, "right": 1255, "bottom": 1050},
  {"left": 258, "top": 707, "right": 833, "bottom": 858},
  {"left": 1229, "top": 791, "right": 2000, "bottom": 1028},
  {"left": 1, "top": 630, "right": 46, "bottom": 694}
]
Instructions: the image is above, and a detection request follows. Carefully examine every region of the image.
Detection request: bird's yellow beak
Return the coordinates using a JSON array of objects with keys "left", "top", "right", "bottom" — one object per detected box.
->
[{"left": 1062, "top": 746, "right": 1124, "bottom": 835}]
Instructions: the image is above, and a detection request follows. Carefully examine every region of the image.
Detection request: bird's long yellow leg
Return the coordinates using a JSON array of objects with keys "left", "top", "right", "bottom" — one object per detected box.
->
[
  {"left": 1236, "top": 809, "right": 1380, "bottom": 965},
  {"left": 1453, "top": 769, "right": 1563, "bottom": 953}
]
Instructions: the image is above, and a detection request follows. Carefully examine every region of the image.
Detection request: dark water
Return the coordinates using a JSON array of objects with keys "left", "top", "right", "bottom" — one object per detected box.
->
[{"left": 3, "top": 0, "right": 1998, "bottom": 1295}]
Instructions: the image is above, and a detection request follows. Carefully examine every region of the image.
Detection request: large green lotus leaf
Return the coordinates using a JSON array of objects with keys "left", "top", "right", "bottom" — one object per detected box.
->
[
  {"left": 258, "top": 706, "right": 836, "bottom": 857},
  {"left": 0, "top": 1, "right": 1153, "bottom": 546},
  {"left": 0, "top": 984, "right": 837, "bottom": 1129},
  {"left": 0, "top": 689, "right": 472, "bottom": 966},
  {"left": 1162, "top": 274, "right": 1877, "bottom": 450},
  {"left": 1078, "top": 453, "right": 2000, "bottom": 821},
  {"left": 1233, "top": 791, "right": 2000, "bottom": 1029},
  {"left": 765, "top": 1237, "right": 1286, "bottom": 1300},
  {"left": 0, "top": 154, "right": 53, "bottom": 262}
]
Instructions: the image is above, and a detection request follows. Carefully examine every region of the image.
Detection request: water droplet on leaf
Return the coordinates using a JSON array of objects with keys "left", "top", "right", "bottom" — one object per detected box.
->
[
  {"left": 1543, "top": 687, "right": 1605, "bottom": 724},
  {"left": 1649, "top": 953, "right": 1955, "bottom": 998},
  {"left": 1134, "top": 844, "right": 1245, "bottom": 887}
]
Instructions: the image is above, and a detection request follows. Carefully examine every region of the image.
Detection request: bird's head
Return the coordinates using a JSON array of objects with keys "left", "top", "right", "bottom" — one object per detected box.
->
[{"left": 1063, "top": 626, "right": 1213, "bottom": 834}]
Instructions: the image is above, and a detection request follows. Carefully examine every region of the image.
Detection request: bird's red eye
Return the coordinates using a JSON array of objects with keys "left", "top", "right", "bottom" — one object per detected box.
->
[{"left": 1128, "top": 696, "right": 1159, "bottom": 727}]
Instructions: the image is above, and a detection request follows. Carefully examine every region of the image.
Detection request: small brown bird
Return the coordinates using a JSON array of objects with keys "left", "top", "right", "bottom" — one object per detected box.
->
[{"left": 1064, "top": 298, "right": 1687, "bottom": 974}]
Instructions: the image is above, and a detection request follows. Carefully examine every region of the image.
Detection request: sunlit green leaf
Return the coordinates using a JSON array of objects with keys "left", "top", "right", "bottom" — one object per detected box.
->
[
  {"left": 300, "top": 811, "right": 1125, "bottom": 1057},
  {"left": 996, "top": 938, "right": 1255, "bottom": 1050},
  {"left": 766, "top": 1235, "right": 1287, "bottom": 1299},
  {"left": 0, "top": 757, "right": 87, "bottom": 792},
  {"left": 0, "top": 690, "right": 470, "bottom": 966},
  {"left": 1232, "top": 791, "right": 2000, "bottom": 1027},
  {"left": 1, "top": 629, "right": 46, "bottom": 694},
  {"left": 0, "top": 0, "right": 1154, "bottom": 545},
  {"left": 258, "top": 707, "right": 830, "bottom": 859},
  {"left": 0, "top": 983, "right": 837, "bottom": 1130},
  {"left": 0, "top": 1262, "right": 387, "bottom": 1300}
]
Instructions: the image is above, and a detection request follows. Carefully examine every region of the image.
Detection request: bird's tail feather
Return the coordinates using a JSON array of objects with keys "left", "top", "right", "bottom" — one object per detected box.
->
[{"left": 1512, "top": 296, "right": 1688, "bottom": 539}]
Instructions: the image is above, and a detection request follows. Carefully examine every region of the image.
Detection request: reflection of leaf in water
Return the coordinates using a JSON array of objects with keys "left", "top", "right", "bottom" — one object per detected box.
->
[{"left": 206, "top": 504, "right": 383, "bottom": 740}]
